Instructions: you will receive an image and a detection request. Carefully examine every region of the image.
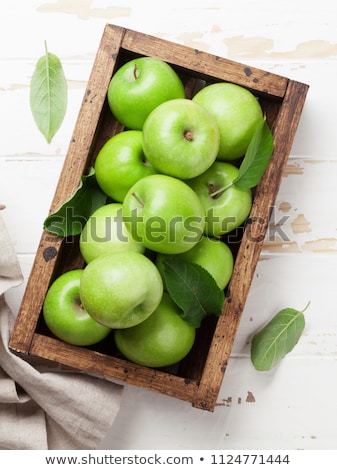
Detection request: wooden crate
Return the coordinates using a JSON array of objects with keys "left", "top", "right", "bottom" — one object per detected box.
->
[{"left": 9, "top": 24, "right": 309, "bottom": 412}]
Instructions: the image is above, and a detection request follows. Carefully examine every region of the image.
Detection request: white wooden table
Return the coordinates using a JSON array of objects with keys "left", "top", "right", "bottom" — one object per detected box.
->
[{"left": 1, "top": 0, "right": 336, "bottom": 450}]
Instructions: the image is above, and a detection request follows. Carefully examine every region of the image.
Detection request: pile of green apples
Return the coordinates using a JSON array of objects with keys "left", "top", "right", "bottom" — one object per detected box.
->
[{"left": 43, "top": 56, "right": 264, "bottom": 368}]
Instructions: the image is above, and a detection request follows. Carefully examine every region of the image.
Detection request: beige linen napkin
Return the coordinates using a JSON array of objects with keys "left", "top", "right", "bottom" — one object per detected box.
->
[{"left": 0, "top": 213, "right": 123, "bottom": 450}]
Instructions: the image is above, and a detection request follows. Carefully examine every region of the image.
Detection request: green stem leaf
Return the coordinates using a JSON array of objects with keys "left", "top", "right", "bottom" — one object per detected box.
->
[
  {"left": 233, "top": 118, "right": 274, "bottom": 190},
  {"left": 30, "top": 41, "right": 67, "bottom": 143},
  {"left": 162, "top": 257, "right": 225, "bottom": 328},
  {"left": 43, "top": 168, "right": 107, "bottom": 237},
  {"left": 209, "top": 181, "right": 233, "bottom": 199},
  {"left": 251, "top": 301, "right": 310, "bottom": 371}
]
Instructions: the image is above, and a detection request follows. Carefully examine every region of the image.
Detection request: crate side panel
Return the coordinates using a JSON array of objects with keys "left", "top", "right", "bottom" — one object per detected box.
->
[
  {"left": 8, "top": 235, "right": 62, "bottom": 353},
  {"left": 29, "top": 334, "right": 199, "bottom": 403},
  {"left": 121, "top": 28, "right": 288, "bottom": 98},
  {"left": 192, "top": 80, "right": 309, "bottom": 411}
]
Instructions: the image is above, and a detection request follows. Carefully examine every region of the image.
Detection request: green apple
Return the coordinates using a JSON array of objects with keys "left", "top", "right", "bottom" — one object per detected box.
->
[
  {"left": 79, "top": 251, "right": 163, "bottom": 329},
  {"left": 114, "top": 292, "right": 195, "bottom": 368},
  {"left": 94, "top": 130, "right": 157, "bottom": 202},
  {"left": 156, "top": 235, "right": 234, "bottom": 291},
  {"left": 187, "top": 161, "right": 252, "bottom": 236},
  {"left": 43, "top": 269, "right": 112, "bottom": 346},
  {"left": 122, "top": 174, "right": 205, "bottom": 254},
  {"left": 107, "top": 56, "right": 185, "bottom": 130},
  {"left": 79, "top": 203, "right": 145, "bottom": 264},
  {"left": 142, "top": 98, "right": 220, "bottom": 179},
  {"left": 192, "top": 82, "right": 263, "bottom": 161}
]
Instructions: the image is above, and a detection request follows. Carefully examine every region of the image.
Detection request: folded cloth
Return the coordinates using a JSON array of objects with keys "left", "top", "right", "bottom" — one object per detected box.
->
[{"left": 0, "top": 214, "right": 123, "bottom": 450}]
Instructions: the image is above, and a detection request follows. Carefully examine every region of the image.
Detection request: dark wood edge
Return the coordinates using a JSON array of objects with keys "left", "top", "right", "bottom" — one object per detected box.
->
[
  {"left": 192, "top": 79, "right": 310, "bottom": 411},
  {"left": 120, "top": 26, "right": 289, "bottom": 98},
  {"left": 29, "top": 333, "right": 199, "bottom": 404}
]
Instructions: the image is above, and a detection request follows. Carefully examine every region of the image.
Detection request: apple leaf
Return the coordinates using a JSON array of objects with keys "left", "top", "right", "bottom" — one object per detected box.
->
[
  {"left": 162, "top": 257, "right": 225, "bottom": 328},
  {"left": 233, "top": 118, "right": 274, "bottom": 190},
  {"left": 43, "top": 168, "right": 107, "bottom": 237},
  {"left": 30, "top": 41, "right": 67, "bottom": 143},
  {"left": 251, "top": 302, "right": 309, "bottom": 371}
]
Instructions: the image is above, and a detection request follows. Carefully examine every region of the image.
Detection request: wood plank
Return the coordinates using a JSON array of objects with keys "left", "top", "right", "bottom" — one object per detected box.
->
[
  {"left": 121, "top": 28, "right": 289, "bottom": 98},
  {"left": 29, "top": 333, "right": 199, "bottom": 404},
  {"left": 192, "top": 80, "right": 309, "bottom": 411}
]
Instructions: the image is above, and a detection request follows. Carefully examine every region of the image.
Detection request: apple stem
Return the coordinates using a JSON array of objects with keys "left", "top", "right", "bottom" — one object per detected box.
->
[
  {"left": 209, "top": 183, "right": 233, "bottom": 199},
  {"left": 141, "top": 154, "right": 152, "bottom": 167},
  {"left": 0, "top": 204, "right": 5, "bottom": 210},
  {"left": 132, "top": 192, "right": 145, "bottom": 208},
  {"left": 184, "top": 130, "right": 193, "bottom": 141},
  {"left": 133, "top": 64, "right": 139, "bottom": 80}
]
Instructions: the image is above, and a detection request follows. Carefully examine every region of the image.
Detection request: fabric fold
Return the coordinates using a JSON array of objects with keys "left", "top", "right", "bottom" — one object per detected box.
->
[{"left": 0, "top": 214, "right": 123, "bottom": 450}]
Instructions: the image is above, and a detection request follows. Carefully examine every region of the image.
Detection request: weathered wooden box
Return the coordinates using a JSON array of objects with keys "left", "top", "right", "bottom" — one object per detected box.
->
[{"left": 9, "top": 24, "right": 309, "bottom": 411}]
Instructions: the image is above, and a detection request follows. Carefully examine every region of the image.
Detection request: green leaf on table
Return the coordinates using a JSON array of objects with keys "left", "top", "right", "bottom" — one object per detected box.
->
[
  {"left": 162, "top": 257, "right": 225, "bottom": 328},
  {"left": 251, "top": 301, "right": 310, "bottom": 371},
  {"left": 30, "top": 41, "right": 67, "bottom": 143},
  {"left": 233, "top": 118, "right": 274, "bottom": 190},
  {"left": 43, "top": 168, "right": 107, "bottom": 237}
]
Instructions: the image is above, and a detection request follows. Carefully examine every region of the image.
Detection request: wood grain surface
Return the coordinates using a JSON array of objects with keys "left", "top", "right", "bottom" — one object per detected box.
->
[{"left": 1, "top": 0, "right": 336, "bottom": 450}]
